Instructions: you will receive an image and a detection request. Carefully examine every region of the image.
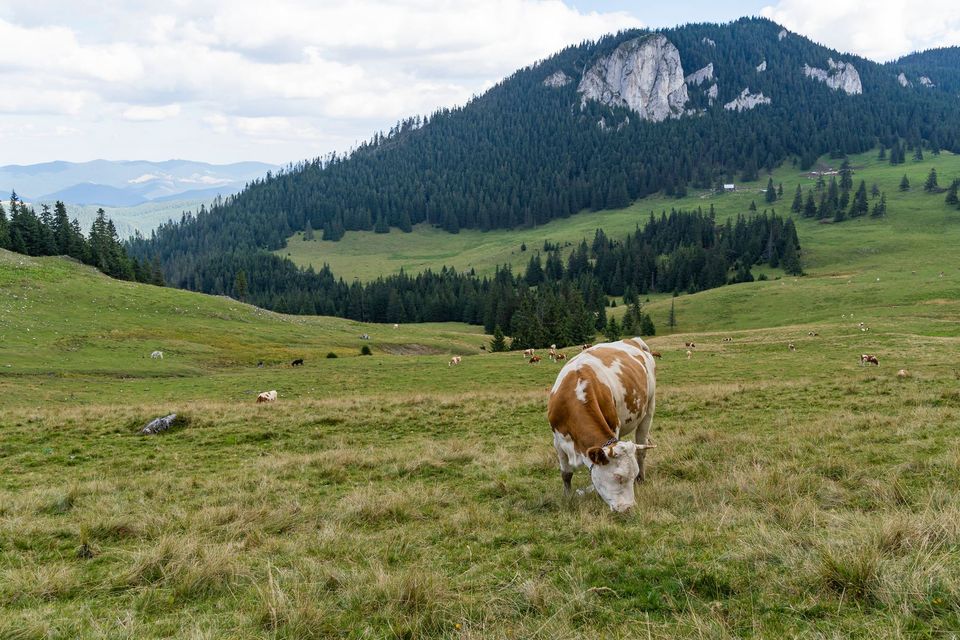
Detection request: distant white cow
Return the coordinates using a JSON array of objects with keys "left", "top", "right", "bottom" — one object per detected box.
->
[
  {"left": 449, "top": 356, "right": 462, "bottom": 366},
  {"left": 150, "top": 351, "right": 163, "bottom": 359},
  {"left": 256, "top": 390, "right": 278, "bottom": 403}
]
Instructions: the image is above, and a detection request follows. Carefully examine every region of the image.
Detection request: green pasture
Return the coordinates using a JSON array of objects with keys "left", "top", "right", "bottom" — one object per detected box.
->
[{"left": 2, "top": 149, "right": 960, "bottom": 636}]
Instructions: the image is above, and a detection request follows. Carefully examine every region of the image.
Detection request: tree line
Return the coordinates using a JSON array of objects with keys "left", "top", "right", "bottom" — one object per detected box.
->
[
  {"left": 177, "top": 207, "right": 800, "bottom": 348},
  {"left": 0, "top": 193, "right": 162, "bottom": 284}
]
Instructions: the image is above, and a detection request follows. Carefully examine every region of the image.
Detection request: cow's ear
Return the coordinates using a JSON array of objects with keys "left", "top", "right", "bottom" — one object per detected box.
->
[{"left": 587, "top": 446, "right": 609, "bottom": 465}]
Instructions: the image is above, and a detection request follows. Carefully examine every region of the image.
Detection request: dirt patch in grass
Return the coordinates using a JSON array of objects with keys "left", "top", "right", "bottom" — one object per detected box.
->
[{"left": 378, "top": 343, "right": 444, "bottom": 356}]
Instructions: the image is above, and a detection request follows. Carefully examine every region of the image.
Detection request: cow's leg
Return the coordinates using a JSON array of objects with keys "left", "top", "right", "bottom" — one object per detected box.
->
[
  {"left": 553, "top": 434, "right": 574, "bottom": 495},
  {"left": 634, "top": 401, "right": 656, "bottom": 484}
]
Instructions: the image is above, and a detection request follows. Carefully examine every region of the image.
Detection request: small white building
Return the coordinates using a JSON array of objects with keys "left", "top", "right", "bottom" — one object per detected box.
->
[{"left": 723, "top": 183, "right": 736, "bottom": 191}]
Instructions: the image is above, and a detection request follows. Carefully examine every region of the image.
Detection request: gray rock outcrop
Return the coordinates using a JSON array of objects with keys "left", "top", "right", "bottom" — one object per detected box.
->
[
  {"left": 724, "top": 88, "right": 771, "bottom": 111},
  {"left": 756, "top": 60, "right": 767, "bottom": 72},
  {"left": 578, "top": 34, "right": 688, "bottom": 122},
  {"left": 778, "top": 29, "right": 788, "bottom": 41},
  {"left": 803, "top": 58, "right": 862, "bottom": 95},
  {"left": 706, "top": 83, "right": 718, "bottom": 105},
  {"left": 685, "top": 63, "right": 714, "bottom": 86},
  {"left": 543, "top": 70, "right": 572, "bottom": 88},
  {"left": 898, "top": 72, "right": 911, "bottom": 87},
  {"left": 702, "top": 37, "right": 716, "bottom": 47},
  {"left": 919, "top": 76, "right": 935, "bottom": 87}
]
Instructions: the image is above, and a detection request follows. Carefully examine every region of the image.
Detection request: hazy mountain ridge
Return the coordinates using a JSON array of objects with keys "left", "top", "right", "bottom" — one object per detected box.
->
[{"left": 3, "top": 159, "right": 276, "bottom": 206}]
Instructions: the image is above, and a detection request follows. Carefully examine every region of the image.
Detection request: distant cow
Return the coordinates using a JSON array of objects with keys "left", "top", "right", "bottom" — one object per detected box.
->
[
  {"left": 650, "top": 350, "right": 662, "bottom": 359},
  {"left": 523, "top": 348, "right": 535, "bottom": 358},
  {"left": 291, "top": 358, "right": 304, "bottom": 366},
  {"left": 807, "top": 331, "right": 819, "bottom": 337},
  {"left": 897, "top": 369, "right": 910, "bottom": 378},
  {"left": 150, "top": 351, "right": 163, "bottom": 359},
  {"left": 554, "top": 353, "right": 566, "bottom": 362},
  {"left": 449, "top": 356, "right": 462, "bottom": 366},
  {"left": 686, "top": 350, "right": 692, "bottom": 359},
  {"left": 684, "top": 342, "right": 696, "bottom": 348},
  {"left": 788, "top": 342, "right": 796, "bottom": 351},
  {"left": 257, "top": 360, "right": 264, "bottom": 368},
  {"left": 581, "top": 344, "right": 593, "bottom": 351},
  {"left": 393, "top": 323, "right": 400, "bottom": 329},
  {"left": 860, "top": 354, "right": 879, "bottom": 366},
  {"left": 256, "top": 390, "right": 277, "bottom": 403},
  {"left": 548, "top": 338, "right": 657, "bottom": 512},
  {"left": 529, "top": 356, "right": 541, "bottom": 364}
]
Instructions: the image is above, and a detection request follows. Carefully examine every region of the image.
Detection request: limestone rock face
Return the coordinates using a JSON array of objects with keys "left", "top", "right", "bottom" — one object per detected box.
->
[
  {"left": 706, "top": 83, "right": 718, "bottom": 105},
  {"left": 578, "top": 34, "right": 689, "bottom": 122},
  {"left": 543, "top": 70, "right": 571, "bottom": 88},
  {"left": 723, "top": 88, "right": 771, "bottom": 111},
  {"left": 920, "top": 76, "right": 935, "bottom": 87},
  {"left": 702, "top": 37, "right": 716, "bottom": 47},
  {"left": 685, "top": 63, "right": 714, "bottom": 86},
  {"left": 803, "top": 58, "right": 863, "bottom": 95},
  {"left": 898, "top": 72, "right": 911, "bottom": 87},
  {"left": 778, "top": 29, "right": 788, "bottom": 41},
  {"left": 756, "top": 60, "right": 767, "bottom": 72}
]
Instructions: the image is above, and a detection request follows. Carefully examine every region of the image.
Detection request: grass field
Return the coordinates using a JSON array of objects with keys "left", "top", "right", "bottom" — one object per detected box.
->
[{"left": 3, "top": 150, "right": 960, "bottom": 637}]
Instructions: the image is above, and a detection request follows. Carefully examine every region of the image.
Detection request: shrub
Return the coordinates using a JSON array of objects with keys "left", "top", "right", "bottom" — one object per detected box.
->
[
  {"left": 326, "top": 352, "right": 337, "bottom": 358},
  {"left": 360, "top": 345, "right": 372, "bottom": 356}
]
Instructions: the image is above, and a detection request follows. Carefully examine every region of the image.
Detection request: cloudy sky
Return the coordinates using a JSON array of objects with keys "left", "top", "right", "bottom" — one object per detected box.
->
[{"left": 2, "top": 0, "right": 959, "bottom": 166}]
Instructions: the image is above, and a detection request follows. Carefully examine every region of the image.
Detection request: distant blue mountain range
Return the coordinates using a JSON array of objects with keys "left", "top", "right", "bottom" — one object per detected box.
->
[{"left": 2, "top": 159, "right": 277, "bottom": 207}]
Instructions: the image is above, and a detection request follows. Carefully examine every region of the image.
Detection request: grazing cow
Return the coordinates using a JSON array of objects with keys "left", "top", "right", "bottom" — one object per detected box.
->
[
  {"left": 788, "top": 343, "right": 796, "bottom": 351},
  {"left": 807, "top": 331, "right": 819, "bottom": 337},
  {"left": 529, "top": 356, "right": 542, "bottom": 364},
  {"left": 555, "top": 353, "right": 566, "bottom": 362},
  {"left": 256, "top": 390, "right": 278, "bottom": 403},
  {"left": 897, "top": 369, "right": 910, "bottom": 378},
  {"left": 523, "top": 348, "right": 535, "bottom": 358},
  {"left": 257, "top": 361, "right": 264, "bottom": 368},
  {"left": 291, "top": 358, "right": 304, "bottom": 367},
  {"left": 686, "top": 350, "right": 692, "bottom": 359},
  {"left": 860, "top": 354, "right": 879, "bottom": 366},
  {"left": 650, "top": 351, "right": 662, "bottom": 359},
  {"left": 548, "top": 338, "right": 657, "bottom": 512},
  {"left": 150, "top": 351, "right": 163, "bottom": 359},
  {"left": 449, "top": 356, "right": 462, "bottom": 366},
  {"left": 393, "top": 323, "right": 400, "bottom": 329},
  {"left": 684, "top": 342, "right": 696, "bottom": 348},
  {"left": 581, "top": 344, "right": 593, "bottom": 351}
]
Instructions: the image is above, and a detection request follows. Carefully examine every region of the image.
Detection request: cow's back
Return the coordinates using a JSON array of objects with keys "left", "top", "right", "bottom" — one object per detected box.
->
[{"left": 548, "top": 338, "right": 656, "bottom": 447}]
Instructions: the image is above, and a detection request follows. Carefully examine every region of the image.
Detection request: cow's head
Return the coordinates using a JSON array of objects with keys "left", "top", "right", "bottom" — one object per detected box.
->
[{"left": 586, "top": 441, "right": 654, "bottom": 512}]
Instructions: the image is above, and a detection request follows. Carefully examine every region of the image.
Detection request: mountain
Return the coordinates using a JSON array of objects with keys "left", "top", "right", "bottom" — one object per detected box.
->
[
  {"left": 889, "top": 46, "right": 960, "bottom": 93},
  {"left": 2, "top": 159, "right": 276, "bottom": 206},
  {"left": 135, "top": 18, "right": 960, "bottom": 283}
]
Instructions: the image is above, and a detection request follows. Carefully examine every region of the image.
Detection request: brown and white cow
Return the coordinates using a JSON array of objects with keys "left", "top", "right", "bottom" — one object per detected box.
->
[
  {"left": 860, "top": 354, "right": 879, "bottom": 366},
  {"left": 529, "top": 355, "right": 541, "bottom": 364},
  {"left": 548, "top": 338, "right": 657, "bottom": 512},
  {"left": 523, "top": 348, "right": 535, "bottom": 358},
  {"left": 449, "top": 356, "right": 462, "bottom": 366},
  {"left": 256, "top": 390, "right": 278, "bottom": 403}
]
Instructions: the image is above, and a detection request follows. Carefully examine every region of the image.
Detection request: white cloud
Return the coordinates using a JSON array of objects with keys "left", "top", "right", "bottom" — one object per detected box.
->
[
  {"left": 761, "top": 0, "right": 960, "bottom": 61},
  {"left": 122, "top": 104, "right": 182, "bottom": 121}
]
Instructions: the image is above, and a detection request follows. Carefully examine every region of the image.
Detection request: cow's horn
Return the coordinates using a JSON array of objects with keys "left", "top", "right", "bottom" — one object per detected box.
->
[{"left": 636, "top": 443, "right": 657, "bottom": 450}]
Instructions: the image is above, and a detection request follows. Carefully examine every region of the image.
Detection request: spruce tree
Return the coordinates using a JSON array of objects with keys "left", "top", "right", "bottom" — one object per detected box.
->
[
  {"left": 899, "top": 175, "right": 911, "bottom": 191},
  {"left": 490, "top": 325, "right": 507, "bottom": 352},
  {"left": 765, "top": 178, "right": 776, "bottom": 203},
  {"left": 871, "top": 193, "right": 887, "bottom": 217},
  {"left": 668, "top": 298, "right": 676, "bottom": 330},
  {"left": 790, "top": 185, "right": 803, "bottom": 213},
  {"left": 603, "top": 316, "right": 621, "bottom": 342},
  {"left": 303, "top": 219, "right": 314, "bottom": 240},
  {"left": 946, "top": 179, "right": 960, "bottom": 206},
  {"left": 803, "top": 190, "right": 817, "bottom": 217},
  {"left": 923, "top": 167, "right": 938, "bottom": 192}
]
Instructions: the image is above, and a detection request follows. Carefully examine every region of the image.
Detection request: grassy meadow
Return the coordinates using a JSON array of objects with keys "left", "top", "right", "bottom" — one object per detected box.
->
[{"left": 3, "top": 150, "right": 960, "bottom": 637}]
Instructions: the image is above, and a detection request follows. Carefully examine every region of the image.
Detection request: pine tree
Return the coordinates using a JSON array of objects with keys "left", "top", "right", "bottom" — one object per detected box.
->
[
  {"left": 749, "top": 200, "right": 757, "bottom": 211},
  {"left": 923, "top": 167, "right": 938, "bottom": 192},
  {"left": 849, "top": 180, "right": 869, "bottom": 217},
  {"left": 871, "top": 192, "right": 887, "bottom": 217},
  {"left": 878, "top": 146, "right": 887, "bottom": 160},
  {"left": 765, "top": 178, "right": 776, "bottom": 203},
  {"left": 913, "top": 146, "right": 924, "bottom": 161},
  {"left": 839, "top": 159, "right": 853, "bottom": 192},
  {"left": 603, "top": 316, "right": 621, "bottom": 342},
  {"left": 668, "top": 298, "right": 676, "bottom": 330},
  {"left": 870, "top": 183, "right": 881, "bottom": 198},
  {"left": 790, "top": 185, "right": 803, "bottom": 213},
  {"left": 234, "top": 270, "right": 248, "bottom": 300},
  {"left": 803, "top": 190, "right": 817, "bottom": 217},
  {"left": 946, "top": 179, "right": 960, "bottom": 206},
  {"left": 640, "top": 313, "right": 655, "bottom": 336},
  {"left": 374, "top": 214, "right": 389, "bottom": 233},
  {"left": 899, "top": 175, "right": 911, "bottom": 191},
  {"left": 490, "top": 325, "right": 507, "bottom": 352},
  {"left": 303, "top": 219, "right": 315, "bottom": 240},
  {"left": 0, "top": 203, "right": 10, "bottom": 250}
]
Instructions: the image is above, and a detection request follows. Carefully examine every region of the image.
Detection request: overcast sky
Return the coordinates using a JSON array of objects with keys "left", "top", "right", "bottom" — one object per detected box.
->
[{"left": 2, "top": 1, "right": 959, "bottom": 166}]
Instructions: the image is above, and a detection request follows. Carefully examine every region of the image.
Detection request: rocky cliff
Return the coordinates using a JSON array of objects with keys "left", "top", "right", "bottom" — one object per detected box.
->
[
  {"left": 803, "top": 58, "right": 863, "bottom": 95},
  {"left": 724, "top": 88, "right": 771, "bottom": 111},
  {"left": 578, "top": 34, "right": 688, "bottom": 122}
]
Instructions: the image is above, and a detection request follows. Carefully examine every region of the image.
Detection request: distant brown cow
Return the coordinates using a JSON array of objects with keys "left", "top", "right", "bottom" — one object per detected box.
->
[
  {"left": 523, "top": 348, "right": 535, "bottom": 358},
  {"left": 449, "top": 356, "right": 462, "bottom": 366},
  {"left": 650, "top": 351, "right": 662, "bottom": 359},
  {"left": 860, "top": 354, "right": 879, "bottom": 366},
  {"left": 529, "top": 356, "right": 541, "bottom": 364},
  {"left": 256, "top": 390, "right": 278, "bottom": 403},
  {"left": 581, "top": 344, "right": 593, "bottom": 351},
  {"left": 554, "top": 353, "right": 566, "bottom": 362},
  {"left": 684, "top": 342, "right": 696, "bottom": 348},
  {"left": 897, "top": 369, "right": 910, "bottom": 378}
]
